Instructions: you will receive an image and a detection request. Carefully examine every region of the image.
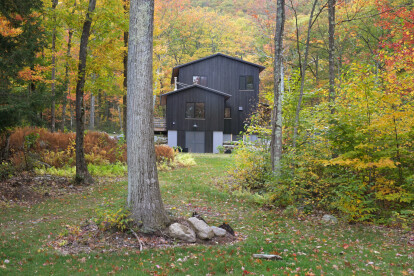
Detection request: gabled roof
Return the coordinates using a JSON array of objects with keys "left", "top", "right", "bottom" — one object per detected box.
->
[
  {"left": 160, "top": 84, "right": 231, "bottom": 105},
  {"left": 171, "top": 53, "right": 266, "bottom": 84}
]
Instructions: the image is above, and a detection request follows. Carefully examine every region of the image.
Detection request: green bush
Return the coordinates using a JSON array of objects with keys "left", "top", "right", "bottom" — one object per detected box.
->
[
  {"left": 95, "top": 202, "right": 132, "bottom": 232},
  {"left": 0, "top": 161, "right": 15, "bottom": 180},
  {"left": 229, "top": 137, "right": 271, "bottom": 192}
]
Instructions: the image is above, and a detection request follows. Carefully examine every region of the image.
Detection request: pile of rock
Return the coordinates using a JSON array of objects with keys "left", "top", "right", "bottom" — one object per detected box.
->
[{"left": 168, "top": 216, "right": 230, "bottom": 243}]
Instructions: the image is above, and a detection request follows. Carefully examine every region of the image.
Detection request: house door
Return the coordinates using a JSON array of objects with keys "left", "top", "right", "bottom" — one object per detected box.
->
[{"left": 185, "top": 131, "right": 205, "bottom": 153}]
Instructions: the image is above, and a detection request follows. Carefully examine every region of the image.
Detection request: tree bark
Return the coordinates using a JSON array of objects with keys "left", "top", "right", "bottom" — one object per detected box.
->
[
  {"left": 127, "top": 0, "right": 169, "bottom": 232},
  {"left": 61, "top": 1, "right": 76, "bottom": 132},
  {"left": 50, "top": 0, "right": 58, "bottom": 132},
  {"left": 75, "top": 0, "right": 96, "bottom": 184},
  {"left": 89, "top": 93, "right": 95, "bottom": 130},
  {"left": 293, "top": 0, "right": 318, "bottom": 148},
  {"left": 328, "top": 0, "right": 336, "bottom": 112},
  {"left": 270, "top": 0, "right": 285, "bottom": 173},
  {"left": 290, "top": 0, "right": 302, "bottom": 77},
  {"left": 62, "top": 29, "right": 73, "bottom": 132},
  {"left": 117, "top": 102, "right": 122, "bottom": 133},
  {"left": 314, "top": 55, "right": 319, "bottom": 84},
  {"left": 123, "top": 0, "right": 128, "bottom": 137},
  {"left": 95, "top": 92, "right": 101, "bottom": 127},
  {"left": 123, "top": 30, "right": 128, "bottom": 137}
]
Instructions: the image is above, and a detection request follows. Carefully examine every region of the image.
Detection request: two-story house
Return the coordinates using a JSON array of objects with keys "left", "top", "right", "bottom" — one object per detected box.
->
[{"left": 160, "top": 53, "right": 265, "bottom": 153}]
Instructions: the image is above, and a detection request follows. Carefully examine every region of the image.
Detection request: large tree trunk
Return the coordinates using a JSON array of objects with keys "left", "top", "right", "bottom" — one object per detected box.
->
[
  {"left": 293, "top": 0, "right": 318, "bottom": 148},
  {"left": 50, "top": 0, "right": 58, "bottom": 132},
  {"left": 270, "top": 0, "right": 285, "bottom": 173},
  {"left": 127, "top": 0, "right": 169, "bottom": 232},
  {"left": 75, "top": 0, "right": 96, "bottom": 184},
  {"left": 328, "top": 0, "right": 336, "bottom": 111}
]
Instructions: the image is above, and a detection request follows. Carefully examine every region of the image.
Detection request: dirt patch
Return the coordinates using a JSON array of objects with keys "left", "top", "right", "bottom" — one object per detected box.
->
[
  {"left": 48, "top": 220, "right": 242, "bottom": 255},
  {"left": 0, "top": 173, "right": 83, "bottom": 206}
]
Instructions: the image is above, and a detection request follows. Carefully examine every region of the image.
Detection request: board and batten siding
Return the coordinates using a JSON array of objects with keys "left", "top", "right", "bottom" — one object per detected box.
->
[
  {"left": 165, "top": 87, "right": 225, "bottom": 132},
  {"left": 177, "top": 55, "right": 260, "bottom": 135}
]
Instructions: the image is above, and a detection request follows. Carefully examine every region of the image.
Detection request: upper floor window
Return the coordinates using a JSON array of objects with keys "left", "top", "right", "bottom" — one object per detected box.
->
[
  {"left": 185, "top": 102, "right": 205, "bottom": 119},
  {"left": 193, "top": 75, "right": 207, "bottom": 86},
  {"left": 239, "top": 75, "right": 254, "bottom": 90}
]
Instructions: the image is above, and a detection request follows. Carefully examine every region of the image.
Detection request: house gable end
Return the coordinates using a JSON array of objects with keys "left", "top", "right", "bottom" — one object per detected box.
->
[{"left": 171, "top": 53, "right": 265, "bottom": 84}]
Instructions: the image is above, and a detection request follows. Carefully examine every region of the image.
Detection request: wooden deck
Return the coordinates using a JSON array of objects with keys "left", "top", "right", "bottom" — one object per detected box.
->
[{"left": 154, "top": 117, "right": 167, "bottom": 132}]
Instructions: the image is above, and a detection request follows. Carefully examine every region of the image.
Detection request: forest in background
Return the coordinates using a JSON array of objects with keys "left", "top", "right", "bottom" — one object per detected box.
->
[{"left": 1, "top": 0, "right": 413, "bottom": 224}]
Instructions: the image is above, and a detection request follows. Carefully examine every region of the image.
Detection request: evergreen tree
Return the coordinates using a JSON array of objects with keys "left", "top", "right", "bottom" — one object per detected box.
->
[{"left": 0, "top": 0, "right": 46, "bottom": 131}]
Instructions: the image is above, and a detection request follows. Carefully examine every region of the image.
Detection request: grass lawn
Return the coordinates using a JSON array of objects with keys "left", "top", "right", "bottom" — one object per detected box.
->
[{"left": 0, "top": 154, "right": 412, "bottom": 275}]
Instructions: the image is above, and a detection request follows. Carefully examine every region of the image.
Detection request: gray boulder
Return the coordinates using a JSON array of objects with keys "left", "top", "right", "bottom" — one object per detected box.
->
[
  {"left": 322, "top": 214, "right": 338, "bottom": 224},
  {"left": 168, "top": 223, "right": 196, "bottom": 243},
  {"left": 211, "top": 226, "right": 227, "bottom": 237},
  {"left": 253, "top": 254, "right": 283, "bottom": 260},
  {"left": 188, "top": 217, "right": 214, "bottom": 240}
]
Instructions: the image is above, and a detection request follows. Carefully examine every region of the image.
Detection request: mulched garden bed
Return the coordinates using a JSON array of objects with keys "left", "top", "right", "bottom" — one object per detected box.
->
[{"left": 48, "top": 219, "right": 242, "bottom": 255}]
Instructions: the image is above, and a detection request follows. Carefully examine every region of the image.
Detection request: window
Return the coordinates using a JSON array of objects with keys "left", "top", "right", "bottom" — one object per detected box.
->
[
  {"left": 239, "top": 75, "right": 254, "bottom": 90},
  {"left": 185, "top": 102, "right": 205, "bottom": 119},
  {"left": 193, "top": 76, "right": 207, "bottom": 86},
  {"left": 224, "top": 107, "right": 231, "bottom": 118}
]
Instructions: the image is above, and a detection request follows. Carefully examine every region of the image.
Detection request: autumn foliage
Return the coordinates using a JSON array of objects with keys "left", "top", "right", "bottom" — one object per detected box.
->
[
  {"left": 1, "top": 127, "right": 180, "bottom": 170},
  {"left": 229, "top": 0, "right": 414, "bottom": 226},
  {"left": 154, "top": 145, "right": 175, "bottom": 163},
  {"left": 4, "top": 127, "right": 122, "bottom": 168}
]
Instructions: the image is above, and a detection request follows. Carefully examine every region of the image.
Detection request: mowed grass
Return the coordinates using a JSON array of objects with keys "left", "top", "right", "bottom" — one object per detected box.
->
[{"left": 0, "top": 154, "right": 412, "bottom": 275}]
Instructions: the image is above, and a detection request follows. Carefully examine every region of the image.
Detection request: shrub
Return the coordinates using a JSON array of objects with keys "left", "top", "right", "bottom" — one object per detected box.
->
[
  {"left": 5, "top": 128, "right": 194, "bottom": 174},
  {"left": 229, "top": 138, "right": 271, "bottom": 192},
  {"left": 0, "top": 161, "right": 15, "bottom": 180},
  {"left": 175, "top": 153, "right": 196, "bottom": 167},
  {"left": 42, "top": 150, "right": 74, "bottom": 168},
  {"left": 155, "top": 145, "right": 174, "bottom": 163},
  {"left": 6, "top": 127, "right": 127, "bottom": 168},
  {"left": 216, "top": 145, "right": 225, "bottom": 154},
  {"left": 156, "top": 153, "right": 196, "bottom": 171},
  {"left": 95, "top": 202, "right": 132, "bottom": 232}
]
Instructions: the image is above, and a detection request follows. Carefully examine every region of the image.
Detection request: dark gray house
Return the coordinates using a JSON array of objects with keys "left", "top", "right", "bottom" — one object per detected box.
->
[{"left": 160, "top": 53, "right": 265, "bottom": 153}]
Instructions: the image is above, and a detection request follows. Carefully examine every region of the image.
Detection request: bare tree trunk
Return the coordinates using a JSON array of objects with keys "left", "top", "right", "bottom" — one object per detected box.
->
[
  {"left": 95, "top": 91, "right": 100, "bottom": 128},
  {"left": 328, "top": 0, "right": 336, "bottom": 111},
  {"left": 62, "top": 0, "right": 76, "bottom": 132},
  {"left": 75, "top": 0, "right": 96, "bottom": 184},
  {"left": 50, "top": 0, "right": 58, "bottom": 132},
  {"left": 290, "top": 0, "right": 302, "bottom": 76},
  {"left": 117, "top": 102, "right": 122, "bottom": 133},
  {"left": 61, "top": 27, "right": 73, "bottom": 132},
  {"left": 270, "top": 0, "right": 285, "bottom": 173},
  {"left": 314, "top": 55, "right": 319, "bottom": 84},
  {"left": 123, "top": 30, "right": 128, "bottom": 136},
  {"left": 70, "top": 103, "right": 73, "bottom": 131},
  {"left": 127, "top": 0, "right": 169, "bottom": 232},
  {"left": 89, "top": 93, "right": 95, "bottom": 130},
  {"left": 293, "top": 0, "right": 318, "bottom": 148}
]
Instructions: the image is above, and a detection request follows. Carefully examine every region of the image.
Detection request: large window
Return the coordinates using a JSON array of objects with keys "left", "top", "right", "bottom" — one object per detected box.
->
[
  {"left": 185, "top": 102, "right": 205, "bottom": 119},
  {"left": 239, "top": 75, "right": 254, "bottom": 90},
  {"left": 193, "top": 76, "right": 207, "bottom": 86}
]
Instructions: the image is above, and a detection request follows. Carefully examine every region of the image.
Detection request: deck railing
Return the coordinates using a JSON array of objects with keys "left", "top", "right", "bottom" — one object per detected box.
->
[{"left": 154, "top": 117, "right": 166, "bottom": 132}]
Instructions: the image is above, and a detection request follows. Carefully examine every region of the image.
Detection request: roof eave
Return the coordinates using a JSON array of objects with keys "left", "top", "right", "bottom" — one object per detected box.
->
[{"left": 160, "top": 84, "right": 231, "bottom": 105}]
